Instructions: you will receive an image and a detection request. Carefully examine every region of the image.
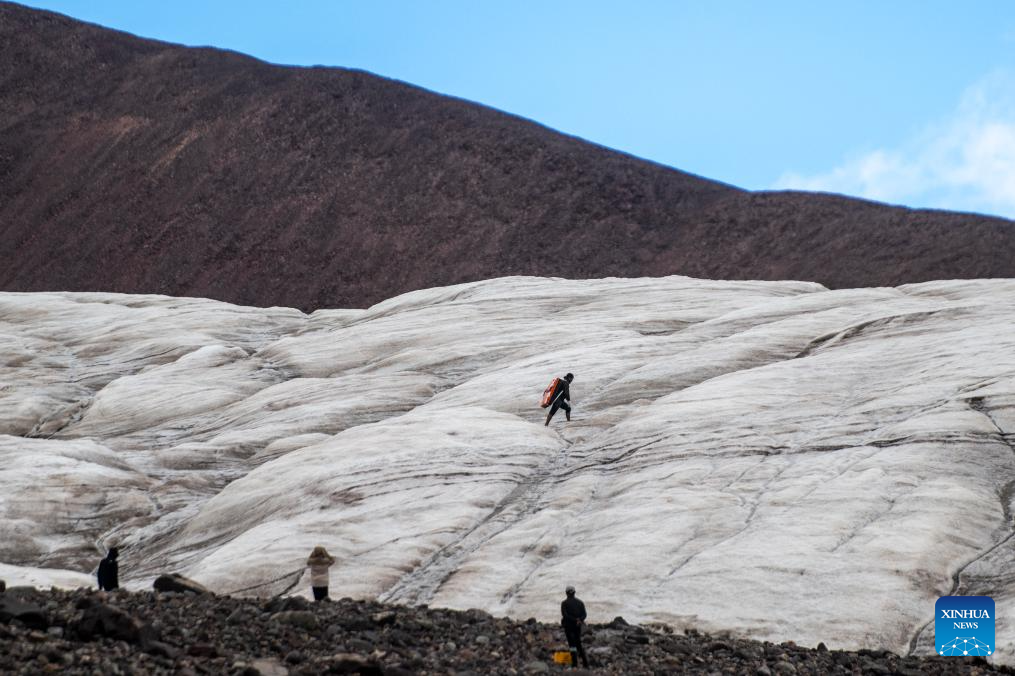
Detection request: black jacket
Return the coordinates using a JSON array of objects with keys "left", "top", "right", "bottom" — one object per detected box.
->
[
  {"left": 561, "top": 596, "right": 587, "bottom": 629},
  {"left": 97, "top": 556, "right": 119, "bottom": 591},
  {"left": 554, "top": 378, "right": 571, "bottom": 403}
]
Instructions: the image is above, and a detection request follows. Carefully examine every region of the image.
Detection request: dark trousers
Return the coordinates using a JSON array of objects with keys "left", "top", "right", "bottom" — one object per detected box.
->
[
  {"left": 312, "top": 586, "right": 328, "bottom": 601},
  {"left": 564, "top": 625, "right": 588, "bottom": 667},
  {"left": 545, "top": 398, "right": 571, "bottom": 425}
]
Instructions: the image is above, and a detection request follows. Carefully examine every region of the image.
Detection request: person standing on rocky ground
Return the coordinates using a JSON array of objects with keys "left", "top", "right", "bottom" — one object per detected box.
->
[
  {"left": 307, "top": 546, "right": 336, "bottom": 601},
  {"left": 96, "top": 547, "right": 119, "bottom": 591},
  {"left": 561, "top": 584, "right": 590, "bottom": 668},
  {"left": 544, "top": 373, "right": 575, "bottom": 427}
]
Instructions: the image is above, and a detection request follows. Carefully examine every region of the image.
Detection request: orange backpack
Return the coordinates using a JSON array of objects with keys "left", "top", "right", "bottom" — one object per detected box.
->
[{"left": 540, "top": 377, "right": 562, "bottom": 408}]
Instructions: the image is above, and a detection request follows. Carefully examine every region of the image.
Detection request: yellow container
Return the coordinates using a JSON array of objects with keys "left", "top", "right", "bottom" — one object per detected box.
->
[{"left": 552, "top": 650, "right": 573, "bottom": 665}]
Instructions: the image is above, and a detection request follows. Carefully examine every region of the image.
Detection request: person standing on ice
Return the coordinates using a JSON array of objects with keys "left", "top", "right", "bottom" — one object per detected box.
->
[
  {"left": 96, "top": 547, "right": 119, "bottom": 591},
  {"left": 543, "top": 373, "right": 575, "bottom": 426},
  {"left": 561, "top": 584, "right": 590, "bottom": 668},
  {"left": 306, "top": 546, "right": 336, "bottom": 601}
]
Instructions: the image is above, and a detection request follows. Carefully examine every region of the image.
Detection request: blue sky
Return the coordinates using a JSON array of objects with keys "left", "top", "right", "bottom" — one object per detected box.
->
[{"left": 21, "top": 1, "right": 1015, "bottom": 219}]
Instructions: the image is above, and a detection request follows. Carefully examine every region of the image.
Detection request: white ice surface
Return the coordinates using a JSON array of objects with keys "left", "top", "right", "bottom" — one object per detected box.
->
[
  {"left": 2, "top": 278, "right": 1015, "bottom": 661},
  {"left": 0, "top": 562, "right": 94, "bottom": 590}
]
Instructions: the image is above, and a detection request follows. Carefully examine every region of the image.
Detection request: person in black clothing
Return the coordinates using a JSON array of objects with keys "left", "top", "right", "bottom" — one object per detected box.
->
[
  {"left": 544, "top": 373, "right": 575, "bottom": 427},
  {"left": 96, "top": 547, "right": 119, "bottom": 591},
  {"left": 561, "top": 584, "right": 589, "bottom": 668}
]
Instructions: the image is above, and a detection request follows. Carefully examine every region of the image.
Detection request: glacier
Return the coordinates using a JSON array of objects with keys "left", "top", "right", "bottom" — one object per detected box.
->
[{"left": 1, "top": 276, "right": 1014, "bottom": 660}]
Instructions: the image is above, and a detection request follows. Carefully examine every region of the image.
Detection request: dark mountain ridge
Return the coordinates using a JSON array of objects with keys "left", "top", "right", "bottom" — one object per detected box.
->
[{"left": 2, "top": 2, "right": 1014, "bottom": 310}]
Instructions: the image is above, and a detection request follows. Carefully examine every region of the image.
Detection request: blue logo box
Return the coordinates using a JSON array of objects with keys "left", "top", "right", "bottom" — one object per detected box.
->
[{"left": 935, "top": 595, "right": 995, "bottom": 657}]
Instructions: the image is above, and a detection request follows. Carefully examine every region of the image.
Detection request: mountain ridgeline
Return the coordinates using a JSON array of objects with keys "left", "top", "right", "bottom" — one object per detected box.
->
[{"left": 2, "top": 2, "right": 1014, "bottom": 310}]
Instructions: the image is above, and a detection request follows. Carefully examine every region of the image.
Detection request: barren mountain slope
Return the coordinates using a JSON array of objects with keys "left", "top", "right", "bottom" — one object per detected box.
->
[{"left": 2, "top": 2, "right": 1014, "bottom": 310}]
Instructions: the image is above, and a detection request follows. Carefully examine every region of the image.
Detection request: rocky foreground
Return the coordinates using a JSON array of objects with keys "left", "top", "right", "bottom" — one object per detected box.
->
[{"left": 0, "top": 586, "right": 1009, "bottom": 675}]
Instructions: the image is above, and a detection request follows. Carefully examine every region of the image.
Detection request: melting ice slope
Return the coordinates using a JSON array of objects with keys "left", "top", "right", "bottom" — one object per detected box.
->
[{"left": 2, "top": 276, "right": 1015, "bottom": 660}]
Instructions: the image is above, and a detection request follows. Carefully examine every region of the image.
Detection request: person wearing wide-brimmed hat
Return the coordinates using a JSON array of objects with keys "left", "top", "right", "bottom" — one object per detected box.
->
[{"left": 306, "top": 546, "right": 336, "bottom": 601}]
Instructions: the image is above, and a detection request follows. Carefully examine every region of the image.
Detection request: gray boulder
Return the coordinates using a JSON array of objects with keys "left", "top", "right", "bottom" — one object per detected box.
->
[
  {"left": 152, "top": 573, "right": 210, "bottom": 595},
  {"left": 244, "top": 658, "right": 290, "bottom": 676},
  {"left": 333, "top": 654, "right": 384, "bottom": 675},
  {"left": 263, "top": 595, "right": 309, "bottom": 613},
  {"left": 270, "top": 610, "right": 319, "bottom": 631},
  {"left": 0, "top": 594, "right": 48, "bottom": 630},
  {"left": 73, "top": 603, "right": 155, "bottom": 645}
]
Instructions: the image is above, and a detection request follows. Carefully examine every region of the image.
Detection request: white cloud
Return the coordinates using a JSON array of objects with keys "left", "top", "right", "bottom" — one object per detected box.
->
[{"left": 774, "top": 71, "right": 1015, "bottom": 219}]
